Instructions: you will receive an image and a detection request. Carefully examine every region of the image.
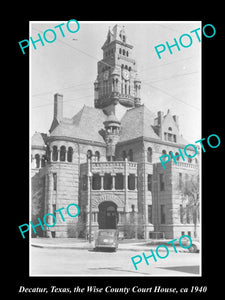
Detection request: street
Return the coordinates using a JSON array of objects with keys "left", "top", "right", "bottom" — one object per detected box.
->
[{"left": 30, "top": 246, "right": 200, "bottom": 276}]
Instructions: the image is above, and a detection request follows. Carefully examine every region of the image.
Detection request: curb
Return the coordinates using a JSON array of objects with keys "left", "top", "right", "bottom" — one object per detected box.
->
[{"left": 31, "top": 243, "right": 189, "bottom": 253}]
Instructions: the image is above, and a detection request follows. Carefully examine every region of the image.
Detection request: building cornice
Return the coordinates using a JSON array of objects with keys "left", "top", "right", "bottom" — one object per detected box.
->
[{"left": 46, "top": 135, "right": 106, "bottom": 148}]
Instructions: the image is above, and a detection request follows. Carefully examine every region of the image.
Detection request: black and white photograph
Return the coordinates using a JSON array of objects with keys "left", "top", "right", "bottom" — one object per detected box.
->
[
  {"left": 29, "top": 21, "right": 201, "bottom": 276},
  {"left": 13, "top": 13, "right": 224, "bottom": 298}
]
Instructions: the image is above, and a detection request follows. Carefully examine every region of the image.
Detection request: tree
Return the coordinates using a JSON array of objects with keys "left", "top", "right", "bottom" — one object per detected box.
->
[{"left": 179, "top": 173, "right": 200, "bottom": 238}]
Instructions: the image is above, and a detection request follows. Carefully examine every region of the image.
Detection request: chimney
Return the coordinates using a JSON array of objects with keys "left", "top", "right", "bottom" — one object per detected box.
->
[
  {"left": 54, "top": 93, "right": 63, "bottom": 121},
  {"left": 157, "top": 111, "right": 164, "bottom": 139}
]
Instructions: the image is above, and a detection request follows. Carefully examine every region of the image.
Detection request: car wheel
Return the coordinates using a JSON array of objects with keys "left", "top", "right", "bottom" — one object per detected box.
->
[{"left": 189, "top": 244, "right": 197, "bottom": 253}]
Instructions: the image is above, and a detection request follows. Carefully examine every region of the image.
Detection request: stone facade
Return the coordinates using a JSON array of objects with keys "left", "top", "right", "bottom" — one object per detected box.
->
[{"left": 31, "top": 24, "right": 200, "bottom": 239}]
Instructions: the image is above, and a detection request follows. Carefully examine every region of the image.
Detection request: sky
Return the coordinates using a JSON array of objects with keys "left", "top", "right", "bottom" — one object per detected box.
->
[{"left": 30, "top": 21, "right": 201, "bottom": 143}]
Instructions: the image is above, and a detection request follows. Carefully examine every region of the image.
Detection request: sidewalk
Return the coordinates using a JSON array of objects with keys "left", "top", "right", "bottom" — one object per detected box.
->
[{"left": 31, "top": 238, "right": 189, "bottom": 252}]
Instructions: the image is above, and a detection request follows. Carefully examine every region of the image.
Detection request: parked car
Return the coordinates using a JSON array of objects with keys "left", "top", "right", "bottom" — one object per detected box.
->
[
  {"left": 181, "top": 237, "right": 200, "bottom": 253},
  {"left": 94, "top": 229, "right": 118, "bottom": 251},
  {"left": 188, "top": 241, "right": 200, "bottom": 253}
]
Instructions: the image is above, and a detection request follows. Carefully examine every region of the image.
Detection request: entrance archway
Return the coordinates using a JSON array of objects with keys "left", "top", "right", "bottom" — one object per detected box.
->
[{"left": 98, "top": 201, "right": 118, "bottom": 229}]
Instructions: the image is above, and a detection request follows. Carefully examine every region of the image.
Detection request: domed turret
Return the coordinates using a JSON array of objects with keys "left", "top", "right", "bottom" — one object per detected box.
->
[{"left": 31, "top": 132, "right": 47, "bottom": 169}]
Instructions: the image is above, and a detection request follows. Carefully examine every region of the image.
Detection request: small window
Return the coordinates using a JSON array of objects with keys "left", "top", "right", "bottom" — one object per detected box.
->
[
  {"left": 160, "top": 205, "right": 166, "bottom": 224},
  {"left": 60, "top": 146, "right": 66, "bottom": 161},
  {"left": 87, "top": 150, "right": 92, "bottom": 159},
  {"left": 52, "top": 146, "right": 58, "bottom": 161},
  {"left": 92, "top": 173, "right": 101, "bottom": 190},
  {"left": 180, "top": 204, "right": 184, "bottom": 224},
  {"left": 147, "top": 174, "right": 152, "bottom": 191},
  {"left": 148, "top": 205, "right": 152, "bottom": 223},
  {"left": 159, "top": 174, "right": 165, "bottom": 191},
  {"left": 82, "top": 175, "right": 88, "bottom": 190},
  {"left": 168, "top": 127, "right": 172, "bottom": 131},
  {"left": 53, "top": 173, "right": 57, "bottom": 191},
  {"left": 67, "top": 147, "right": 73, "bottom": 162},
  {"left": 35, "top": 154, "right": 40, "bottom": 168},
  {"left": 179, "top": 173, "right": 182, "bottom": 189},
  {"left": 147, "top": 147, "right": 152, "bottom": 163},
  {"left": 115, "top": 173, "right": 123, "bottom": 190},
  {"left": 169, "top": 151, "right": 173, "bottom": 158},
  {"left": 95, "top": 151, "right": 100, "bottom": 162},
  {"left": 103, "top": 173, "right": 112, "bottom": 190},
  {"left": 128, "top": 174, "right": 135, "bottom": 190}
]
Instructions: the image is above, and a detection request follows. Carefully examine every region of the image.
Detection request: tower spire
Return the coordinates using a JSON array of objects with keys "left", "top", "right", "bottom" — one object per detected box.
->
[{"left": 94, "top": 24, "right": 141, "bottom": 114}]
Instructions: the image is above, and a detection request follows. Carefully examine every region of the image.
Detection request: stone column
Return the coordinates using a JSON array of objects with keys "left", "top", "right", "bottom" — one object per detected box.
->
[
  {"left": 100, "top": 175, "right": 104, "bottom": 190},
  {"left": 112, "top": 174, "right": 115, "bottom": 190},
  {"left": 50, "top": 150, "right": 53, "bottom": 163}
]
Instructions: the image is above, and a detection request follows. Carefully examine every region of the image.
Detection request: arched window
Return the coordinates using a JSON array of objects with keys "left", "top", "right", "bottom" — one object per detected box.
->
[
  {"left": 60, "top": 146, "right": 66, "bottom": 161},
  {"left": 161, "top": 150, "right": 167, "bottom": 162},
  {"left": 175, "top": 152, "right": 180, "bottom": 161},
  {"left": 119, "top": 48, "right": 121, "bottom": 54},
  {"left": 169, "top": 151, "right": 173, "bottom": 158},
  {"left": 128, "top": 149, "right": 133, "bottom": 161},
  {"left": 95, "top": 151, "right": 100, "bottom": 161},
  {"left": 52, "top": 146, "right": 58, "bottom": 161},
  {"left": 87, "top": 150, "right": 92, "bottom": 159},
  {"left": 123, "top": 49, "right": 125, "bottom": 55},
  {"left": 67, "top": 147, "right": 73, "bottom": 162},
  {"left": 41, "top": 155, "right": 46, "bottom": 167},
  {"left": 168, "top": 127, "right": 172, "bottom": 131},
  {"left": 147, "top": 147, "right": 152, "bottom": 163},
  {"left": 127, "top": 51, "right": 129, "bottom": 57},
  {"left": 35, "top": 154, "right": 40, "bottom": 168}
]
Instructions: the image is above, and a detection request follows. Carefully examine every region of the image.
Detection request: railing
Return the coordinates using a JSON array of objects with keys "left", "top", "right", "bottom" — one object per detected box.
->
[
  {"left": 91, "top": 161, "right": 137, "bottom": 174},
  {"left": 173, "top": 161, "right": 199, "bottom": 169}
]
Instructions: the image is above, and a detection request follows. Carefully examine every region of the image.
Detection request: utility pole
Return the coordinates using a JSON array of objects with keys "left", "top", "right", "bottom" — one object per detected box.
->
[{"left": 87, "top": 152, "right": 93, "bottom": 244}]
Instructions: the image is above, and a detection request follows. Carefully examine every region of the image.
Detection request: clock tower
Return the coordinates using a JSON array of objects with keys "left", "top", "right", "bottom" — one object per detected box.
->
[{"left": 94, "top": 24, "right": 141, "bottom": 116}]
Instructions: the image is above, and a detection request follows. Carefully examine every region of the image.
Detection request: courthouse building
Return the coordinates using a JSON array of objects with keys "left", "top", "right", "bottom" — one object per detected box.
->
[{"left": 31, "top": 25, "right": 200, "bottom": 239}]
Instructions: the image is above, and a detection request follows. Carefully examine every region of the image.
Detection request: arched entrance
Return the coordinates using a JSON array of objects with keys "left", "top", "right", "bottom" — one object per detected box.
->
[{"left": 98, "top": 201, "right": 118, "bottom": 229}]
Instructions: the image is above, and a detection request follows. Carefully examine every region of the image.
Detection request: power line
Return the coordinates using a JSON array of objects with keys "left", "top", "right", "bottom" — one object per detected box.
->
[
  {"left": 142, "top": 70, "right": 199, "bottom": 85},
  {"left": 31, "top": 26, "right": 114, "bottom": 70},
  {"left": 144, "top": 82, "right": 200, "bottom": 111},
  {"left": 32, "top": 94, "right": 93, "bottom": 109}
]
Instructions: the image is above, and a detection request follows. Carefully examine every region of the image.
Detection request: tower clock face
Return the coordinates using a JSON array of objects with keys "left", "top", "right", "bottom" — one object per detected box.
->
[
  {"left": 122, "top": 69, "right": 130, "bottom": 81},
  {"left": 103, "top": 70, "right": 109, "bottom": 80}
]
